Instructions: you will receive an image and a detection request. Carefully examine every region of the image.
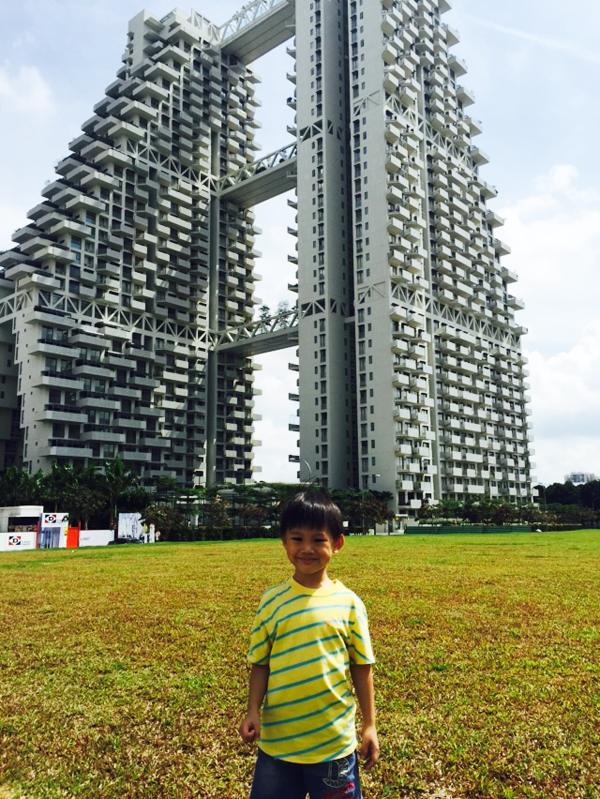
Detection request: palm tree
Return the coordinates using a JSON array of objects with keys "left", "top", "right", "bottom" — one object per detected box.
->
[
  {"left": 0, "top": 466, "right": 41, "bottom": 505},
  {"left": 41, "top": 462, "right": 76, "bottom": 512}
]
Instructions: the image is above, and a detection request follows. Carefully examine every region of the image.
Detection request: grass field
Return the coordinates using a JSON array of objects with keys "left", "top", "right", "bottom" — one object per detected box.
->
[{"left": 1, "top": 531, "right": 599, "bottom": 798}]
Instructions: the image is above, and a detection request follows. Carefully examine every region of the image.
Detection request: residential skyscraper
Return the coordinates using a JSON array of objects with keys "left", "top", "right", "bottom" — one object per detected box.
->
[{"left": 0, "top": 0, "right": 534, "bottom": 514}]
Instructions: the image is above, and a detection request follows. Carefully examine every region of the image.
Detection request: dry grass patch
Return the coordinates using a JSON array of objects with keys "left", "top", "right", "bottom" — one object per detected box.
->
[{"left": 0, "top": 532, "right": 599, "bottom": 797}]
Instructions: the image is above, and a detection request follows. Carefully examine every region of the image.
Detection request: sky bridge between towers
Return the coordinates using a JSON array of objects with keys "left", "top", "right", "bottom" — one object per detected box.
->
[
  {"left": 217, "top": 308, "right": 298, "bottom": 356},
  {"left": 218, "top": 142, "right": 297, "bottom": 207},
  {"left": 219, "top": 0, "right": 296, "bottom": 63}
]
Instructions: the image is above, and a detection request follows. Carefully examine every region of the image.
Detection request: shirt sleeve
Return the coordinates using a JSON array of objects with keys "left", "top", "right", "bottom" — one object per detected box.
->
[
  {"left": 348, "top": 596, "right": 375, "bottom": 665},
  {"left": 247, "top": 595, "right": 273, "bottom": 665}
]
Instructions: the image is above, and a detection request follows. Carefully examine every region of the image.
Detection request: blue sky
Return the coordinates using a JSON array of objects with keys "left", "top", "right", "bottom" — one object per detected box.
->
[{"left": 1, "top": 0, "right": 599, "bottom": 486}]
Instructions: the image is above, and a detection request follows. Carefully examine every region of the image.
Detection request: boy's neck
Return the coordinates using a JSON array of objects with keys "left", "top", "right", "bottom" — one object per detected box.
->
[{"left": 292, "top": 568, "right": 335, "bottom": 590}]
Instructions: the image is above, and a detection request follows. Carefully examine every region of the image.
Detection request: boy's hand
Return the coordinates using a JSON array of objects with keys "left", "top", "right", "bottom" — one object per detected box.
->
[
  {"left": 359, "top": 724, "right": 380, "bottom": 770},
  {"left": 240, "top": 664, "right": 268, "bottom": 744},
  {"left": 239, "top": 711, "right": 261, "bottom": 744}
]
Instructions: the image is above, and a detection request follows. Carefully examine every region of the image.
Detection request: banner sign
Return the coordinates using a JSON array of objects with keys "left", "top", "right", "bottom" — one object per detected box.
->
[
  {"left": 0, "top": 532, "right": 37, "bottom": 551},
  {"left": 39, "top": 512, "right": 69, "bottom": 549}
]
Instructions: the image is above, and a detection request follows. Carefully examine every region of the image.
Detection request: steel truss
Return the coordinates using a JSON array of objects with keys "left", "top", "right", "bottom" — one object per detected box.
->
[
  {"left": 216, "top": 307, "right": 297, "bottom": 349},
  {"left": 219, "top": 0, "right": 289, "bottom": 41},
  {"left": 218, "top": 142, "right": 297, "bottom": 194}
]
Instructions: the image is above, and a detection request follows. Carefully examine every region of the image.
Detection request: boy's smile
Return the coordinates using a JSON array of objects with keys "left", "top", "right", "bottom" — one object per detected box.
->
[{"left": 282, "top": 526, "right": 344, "bottom": 588}]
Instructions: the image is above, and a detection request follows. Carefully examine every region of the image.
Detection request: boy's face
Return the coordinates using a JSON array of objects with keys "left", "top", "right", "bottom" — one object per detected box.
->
[{"left": 282, "top": 526, "right": 344, "bottom": 587}]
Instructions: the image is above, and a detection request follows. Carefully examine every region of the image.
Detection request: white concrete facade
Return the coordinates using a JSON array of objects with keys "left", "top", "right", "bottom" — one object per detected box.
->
[
  {"left": 292, "top": 0, "right": 533, "bottom": 512},
  {"left": 0, "top": 8, "right": 262, "bottom": 486},
  {"left": 0, "top": 0, "right": 533, "bottom": 511}
]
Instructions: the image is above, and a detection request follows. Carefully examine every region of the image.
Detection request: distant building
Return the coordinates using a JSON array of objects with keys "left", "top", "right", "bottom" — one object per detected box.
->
[{"left": 565, "top": 473, "right": 597, "bottom": 485}]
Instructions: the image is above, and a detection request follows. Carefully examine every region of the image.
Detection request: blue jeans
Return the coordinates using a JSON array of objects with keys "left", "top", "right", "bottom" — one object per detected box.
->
[{"left": 250, "top": 747, "right": 362, "bottom": 799}]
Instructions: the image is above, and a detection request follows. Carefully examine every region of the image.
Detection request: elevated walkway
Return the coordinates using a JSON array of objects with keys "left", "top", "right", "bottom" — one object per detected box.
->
[
  {"left": 219, "top": 143, "right": 297, "bottom": 207},
  {"left": 220, "top": 0, "right": 296, "bottom": 63},
  {"left": 217, "top": 308, "right": 298, "bottom": 356}
]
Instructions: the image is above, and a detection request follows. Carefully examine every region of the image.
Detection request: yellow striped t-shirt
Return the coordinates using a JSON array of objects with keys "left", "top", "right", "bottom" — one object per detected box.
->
[{"left": 248, "top": 576, "right": 375, "bottom": 763}]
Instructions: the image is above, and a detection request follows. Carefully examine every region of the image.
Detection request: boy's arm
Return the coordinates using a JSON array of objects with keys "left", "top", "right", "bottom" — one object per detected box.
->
[
  {"left": 350, "top": 663, "right": 379, "bottom": 770},
  {"left": 239, "top": 663, "right": 270, "bottom": 744}
]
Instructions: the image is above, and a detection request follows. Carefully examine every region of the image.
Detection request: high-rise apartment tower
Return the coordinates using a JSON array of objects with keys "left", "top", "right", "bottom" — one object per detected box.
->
[{"left": 0, "top": 0, "right": 534, "bottom": 514}]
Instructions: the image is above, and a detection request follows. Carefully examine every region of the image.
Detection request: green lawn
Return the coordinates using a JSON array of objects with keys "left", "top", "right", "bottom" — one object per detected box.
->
[{"left": 1, "top": 531, "right": 599, "bottom": 798}]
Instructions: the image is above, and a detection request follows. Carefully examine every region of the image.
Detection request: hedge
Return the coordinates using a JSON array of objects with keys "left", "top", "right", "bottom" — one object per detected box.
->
[
  {"left": 160, "top": 526, "right": 280, "bottom": 542},
  {"left": 405, "top": 524, "right": 590, "bottom": 535},
  {"left": 405, "top": 525, "right": 532, "bottom": 535}
]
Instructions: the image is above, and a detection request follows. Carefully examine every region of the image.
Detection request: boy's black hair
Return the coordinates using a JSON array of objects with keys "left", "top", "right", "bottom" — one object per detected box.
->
[{"left": 280, "top": 490, "right": 344, "bottom": 541}]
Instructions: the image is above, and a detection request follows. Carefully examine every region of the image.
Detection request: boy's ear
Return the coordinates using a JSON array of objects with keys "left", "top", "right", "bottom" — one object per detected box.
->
[{"left": 334, "top": 534, "right": 345, "bottom": 553}]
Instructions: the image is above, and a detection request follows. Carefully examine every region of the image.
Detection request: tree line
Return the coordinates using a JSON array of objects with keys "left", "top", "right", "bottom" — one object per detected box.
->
[
  {"left": 0, "top": 461, "right": 394, "bottom": 539},
  {"left": 416, "top": 480, "right": 600, "bottom": 529},
  {"left": 536, "top": 479, "right": 600, "bottom": 508},
  {"left": 0, "top": 458, "right": 149, "bottom": 530},
  {"left": 142, "top": 482, "right": 395, "bottom": 540},
  {"left": 3, "top": 461, "right": 596, "bottom": 537}
]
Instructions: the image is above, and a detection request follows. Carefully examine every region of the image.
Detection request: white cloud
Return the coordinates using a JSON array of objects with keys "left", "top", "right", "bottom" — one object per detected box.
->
[
  {"left": 0, "top": 65, "right": 55, "bottom": 116},
  {"left": 498, "top": 164, "right": 600, "bottom": 482},
  {"left": 527, "top": 321, "right": 600, "bottom": 482},
  {"left": 463, "top": 14, "right": 600, "bottom": 65},
  {"left": 499, "top": 165, "right": 600, "bottom": 356},
  {"left": 534, "top": 164, "right": 579, "bottom": 194}
]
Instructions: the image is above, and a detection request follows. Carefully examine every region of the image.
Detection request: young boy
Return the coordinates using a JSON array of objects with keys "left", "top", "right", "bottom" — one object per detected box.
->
[{"left": 239, "top": 490, "right": 379, "bottom": 799}]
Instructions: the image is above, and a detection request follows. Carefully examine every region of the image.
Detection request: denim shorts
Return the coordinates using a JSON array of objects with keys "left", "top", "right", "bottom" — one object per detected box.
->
[{"left": 249, "top": 747, "right": 361, "bottom": 799}]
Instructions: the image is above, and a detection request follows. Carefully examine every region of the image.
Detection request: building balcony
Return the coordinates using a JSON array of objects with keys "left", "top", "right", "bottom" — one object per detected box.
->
[
  {"left": 386, "top": 153, "right": 403, "bottom": 173},
  {"left": 443, "top": 466, "right": 463, "bottom": 478},
  {"left": 383, "top": 71, "right": 400, "bottom": 94},
  {"left": 470, "top": 146, "right": 490, "bottom": 166},
  {"left": 41, "top": 406, "right": 86, "bottom": 424},
  {"left": 383, "top": 40, "right": 401, "bottom": 65},
  {"left": 387, "top": 218, "right": 404, "bottom": 237},
  {"left": 81, "top": 429, "right": 125, "bottom": 444},
  {"left": 31, "top": 339, "right": 75, "bottom": 357},
  {"left": 430, "top": 112, "right": 445, "bottom": 132},
  {"left": 493, "top": 238, "right": 511, "bottom": 256},
  {"left": 465, "top": 116, "right": 483, "bottom": 137},
  {"left": 34, "top": 372, "right": 84, "bottom": 391},
  {"left": 466, "top": 485, "right": 485, "bottom": 495},
  {"left": 381, "top": 10, "right": 401, "bottom": 36},
  {"left": 41, "top": 442, "right": 94, "bottom": 459},
  {"left": 448, "top": 55, "right": 467, "bottom": 76},
  {"left": 443, "top": 23, "right": 460, "bottom": 47},
  {"left": 386, "top": 183, "right": 406, "bottom": 205},
  {"left": 145, "top": 61, "right": 180, "bottom": 84},
  {"left": 501, "top": 266, "right": 518, "bottom": 283},
  {"left": 508, "top": 295, "right": 525, "bottom": 311},
  {"left": 399, "top": 86, "right": 417, "bottom": 107},
  {"left": 456, "top": 85, "right": 475, "bottom": 106},
  {"left": 486, "top": 210, "right": 504, "bottom": 228}
]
